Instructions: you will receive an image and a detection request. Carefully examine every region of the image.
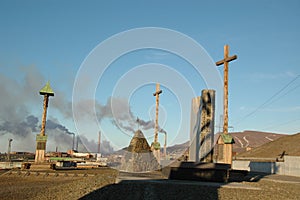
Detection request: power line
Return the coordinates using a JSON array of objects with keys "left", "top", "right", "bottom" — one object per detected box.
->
[
  {"left": 263, "top": 118, "right": 300, "bottom": 130},
  {"left": 267, "top": 82, "right": 300, "bottom": 105},
  {"left": 235, "top": 75, "right": 300, "bottom": 125}
]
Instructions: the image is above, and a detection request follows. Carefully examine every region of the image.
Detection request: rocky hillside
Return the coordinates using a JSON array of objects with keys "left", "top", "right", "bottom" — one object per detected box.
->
[
  {"left": 165, "top": 131, "right": 286, "bottom": 157},
  {"left": 237, "top": 132, "right": 300, "bottom": 158},
  {"left": 226, "top": 130, "right": 286, "bottom": 154}
]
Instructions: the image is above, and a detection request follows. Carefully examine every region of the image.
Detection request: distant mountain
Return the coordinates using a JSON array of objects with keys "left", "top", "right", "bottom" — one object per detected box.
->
[
  {"left": 166, "top": 141, "right": 189, "bottom": 155},
  {"left": 237, "top": 132, "right": 300, "bottom": 158}
]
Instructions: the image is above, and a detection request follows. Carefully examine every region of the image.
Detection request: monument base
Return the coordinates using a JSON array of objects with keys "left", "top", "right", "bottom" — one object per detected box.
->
[{"left": 162, "top": 161, "right": 247, "bottom": 183}]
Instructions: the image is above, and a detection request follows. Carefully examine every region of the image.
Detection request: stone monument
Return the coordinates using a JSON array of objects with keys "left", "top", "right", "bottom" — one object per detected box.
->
[
  {"left": 199, "top": 89, "right": 215, "bottom": 162},
  {"left": 189, "top": 89, "right": 215, "bottom": 162}
]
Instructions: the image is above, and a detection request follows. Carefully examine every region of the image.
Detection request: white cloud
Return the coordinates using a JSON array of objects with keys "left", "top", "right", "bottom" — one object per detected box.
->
[
  {"left": 263, "top": 106, "right": 300, "bottom": 112},
  {"left": 239, "top": 106, "right": 246, "bottom": 110},
  {"left": 250, "top": 71, "right": 298, "bottom": 80}
]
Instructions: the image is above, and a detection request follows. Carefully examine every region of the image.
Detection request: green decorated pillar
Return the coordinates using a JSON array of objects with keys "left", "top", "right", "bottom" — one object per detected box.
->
[{"left": 35, "top": 82, "right": 54, "bottom": 163}]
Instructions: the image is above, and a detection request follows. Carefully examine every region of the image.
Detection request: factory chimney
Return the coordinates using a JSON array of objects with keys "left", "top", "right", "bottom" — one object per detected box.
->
[{"left": 98, "top": 131, "right": 101, "bottom": 154}]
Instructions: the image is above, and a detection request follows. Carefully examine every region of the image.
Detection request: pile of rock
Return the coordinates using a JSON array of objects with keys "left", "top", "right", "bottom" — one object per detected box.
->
[{"left": 120, "top": 130, "right": 160, "bottom": 172}]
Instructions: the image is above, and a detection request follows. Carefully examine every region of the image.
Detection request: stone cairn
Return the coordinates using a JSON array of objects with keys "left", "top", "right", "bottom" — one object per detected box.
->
[{"left": 120, "top": 130, "right": 160, "bottom": 172}]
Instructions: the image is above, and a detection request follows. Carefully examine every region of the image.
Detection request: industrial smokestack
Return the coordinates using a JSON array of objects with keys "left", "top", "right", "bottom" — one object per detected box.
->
[
  {"left": 72, "top": 133, "right": 75, "bottom": 150},
  {"left": 98, "top": 131, "right": 101, "bottom": 154},
  {"left": 7, "top": 139, "right": 13, "bottom": 162},
  {"left": 76, "top": 135, "right": 79, "bottom": 151}
]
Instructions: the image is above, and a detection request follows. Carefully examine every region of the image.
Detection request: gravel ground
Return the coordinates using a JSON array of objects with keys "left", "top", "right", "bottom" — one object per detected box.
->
[
  {"left": 0, "top": 168, "right": 118, "bottom": 200},
  {"left": 1, "top": 169, "right": 300, "bottom": 200},
  {"left": 82, "top": 178, "right": 300, "bottom": 200}
]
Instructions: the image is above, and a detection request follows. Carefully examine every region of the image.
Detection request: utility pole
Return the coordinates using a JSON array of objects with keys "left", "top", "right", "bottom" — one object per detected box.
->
[
  {"left": 158, "top": 131, "right": 167, "bottom": 159},
  {"left": 219, "top": 115, "right": 223, "bottom": 133},
  {"left": 163, "top": 132, "right": 167, "bottom": 159},
  {"left": 151, "top": 83, "right": 162, "bottom": 163},
  {"left": 35, "top": 81, "right": 54, "bottom": 163}
]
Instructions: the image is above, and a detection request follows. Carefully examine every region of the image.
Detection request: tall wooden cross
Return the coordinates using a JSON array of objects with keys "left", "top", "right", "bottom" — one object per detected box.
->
[
  {"left": 153, "top": 83, "right": 162, "bottom": 143},
  {"left": 216, "top": 45, "right": 237, "bottom": 134}
]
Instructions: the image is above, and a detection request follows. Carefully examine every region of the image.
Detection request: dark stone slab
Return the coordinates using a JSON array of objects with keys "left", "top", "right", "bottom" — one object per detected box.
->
[
  {"left": 228, "top": 169, "right": 249, "bottom": 182},
  {"left": 162, "top": 161, "right": 232, "bottom": 182}
]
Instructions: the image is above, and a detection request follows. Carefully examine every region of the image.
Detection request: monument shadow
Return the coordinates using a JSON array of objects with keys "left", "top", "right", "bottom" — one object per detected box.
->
[
  {"left": 79, "top": 175, "right": 220, "bottom": 200},
  {"left": 80, "top": 161, "right": 250, "bottom": 200}
]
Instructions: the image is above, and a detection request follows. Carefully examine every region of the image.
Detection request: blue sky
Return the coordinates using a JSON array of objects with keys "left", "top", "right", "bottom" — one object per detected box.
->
[{"left": 0, "top": 0, "right": 299, "bottom": 152}]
